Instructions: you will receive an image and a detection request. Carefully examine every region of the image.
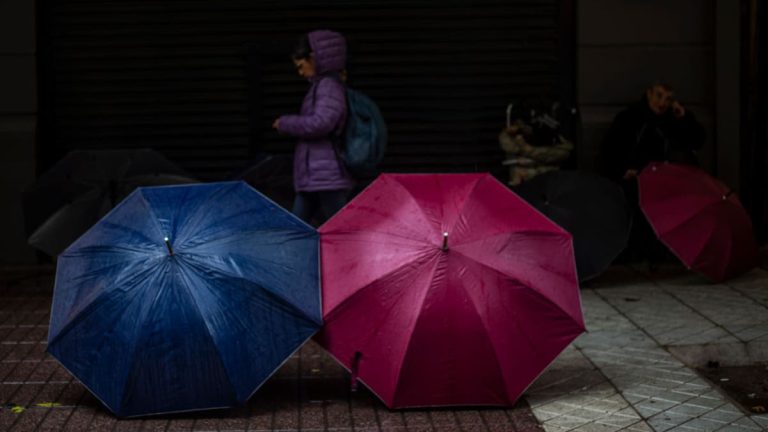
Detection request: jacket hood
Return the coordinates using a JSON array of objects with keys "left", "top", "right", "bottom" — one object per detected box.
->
[{"left": 308, "top": 30, "right": 346, "bottom": 75}]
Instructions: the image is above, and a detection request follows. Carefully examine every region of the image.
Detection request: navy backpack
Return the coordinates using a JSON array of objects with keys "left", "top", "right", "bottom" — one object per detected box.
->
[
  {"left": 337, "top": 86, "right": 387, "bottom": 177},
  {"left": 313, "top": 77, "right": 387, "bottom": 178}
]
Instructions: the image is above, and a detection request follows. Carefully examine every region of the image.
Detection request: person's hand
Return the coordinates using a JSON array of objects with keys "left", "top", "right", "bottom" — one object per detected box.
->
[
  {"left": 623, "top": 169, "right": 638, "bottom": 180},
  {"left": 671, "top": 100, "right": 685, "bottom": 118},
  {"left": 272, "top": 118, "right": 280, "bottom": 129}
]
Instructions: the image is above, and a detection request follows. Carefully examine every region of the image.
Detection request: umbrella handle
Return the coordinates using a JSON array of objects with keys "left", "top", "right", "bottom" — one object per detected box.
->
[{"left": 350, "top": 351, "right": 362, "bottom": 392}]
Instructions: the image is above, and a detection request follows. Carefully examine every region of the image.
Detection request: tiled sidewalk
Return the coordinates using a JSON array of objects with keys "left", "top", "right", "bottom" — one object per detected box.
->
[
  {"left": 1, "top": 265, "right": 768, "bottom": 431},
  {"left": 528, "top": 266, "right": 768, "bottom": 432}
]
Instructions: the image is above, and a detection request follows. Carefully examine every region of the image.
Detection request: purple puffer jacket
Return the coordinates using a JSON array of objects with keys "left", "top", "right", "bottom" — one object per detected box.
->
[{"left": 278, "top": 30, "right": 354, "bottom": 192}]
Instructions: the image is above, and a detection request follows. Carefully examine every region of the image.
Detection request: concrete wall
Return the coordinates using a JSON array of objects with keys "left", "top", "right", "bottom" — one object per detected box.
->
[
  {"left": 576, "top": 0, "right": 722, "bottom": 178},
  {"left": 0, "top": 0, "right": 38, "bottom": 264}
]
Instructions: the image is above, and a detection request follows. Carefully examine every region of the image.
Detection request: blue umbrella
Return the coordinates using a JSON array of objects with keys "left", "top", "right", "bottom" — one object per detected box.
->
[{"left": 47, "top": 181, "right": 321, "bottom": 417}]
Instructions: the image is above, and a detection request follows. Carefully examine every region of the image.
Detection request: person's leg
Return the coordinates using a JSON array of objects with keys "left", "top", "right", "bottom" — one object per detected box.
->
[
  {"left": 292, "top": 192, "right": 318, "bottom": 224},
  {"left": 316, "top": 189, "right": 350, "bottom": 224},
  {"left": 620, "top": 179, "right": 643, "bottom": 263}
]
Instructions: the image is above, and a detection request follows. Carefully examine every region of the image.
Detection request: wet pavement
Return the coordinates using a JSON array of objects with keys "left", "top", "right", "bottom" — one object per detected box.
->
[
  {"left": 0, "top": 266, "right": 540, "bottom": 432},
  {"left": 1, "top": 262, "right": 767, "bottom": 431}
]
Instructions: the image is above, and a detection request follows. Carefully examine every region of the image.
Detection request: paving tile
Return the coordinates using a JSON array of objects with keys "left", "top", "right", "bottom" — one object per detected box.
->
[
  {"left": 570, "top": 422, "right": 621, "bottom": 431},
  {"left": 35, "top": 407, "right": 76, "bottom": 432},
  {"left": 84, "top": 410, "right": 117, "bottom": 431},
  {"left": 751, "top": 414, "right": 768, "bottom": 429},
  {"left": 593, "top": 410, "right": 641, "bottom": 428},
  {"left": 166, "top": 418, "right": 195, "bottom": 431},
  {"left": 545, "top": 414, "right": 594, "bottom": 429},
  {"left": 665, "top": 401, "right": 716, "bottom": 417},
  {"left": 323, "top": 398, "right": 351, "bottom": 429},
  {"left": 427, "top": 410, "right": 456, "bottom": 428},
  {"left": 480, "top": 410, "right": 513, "bottom": 431},
  {"left": 715, "top": 425, "right": 762, "bottom": 432},
  {"left": 728, "top": 416, "right": 764, "bottom": 429},
  {"left": 402, "top": 410, "right": 432, "bottom": 428},
  {"left": 623, "top": 421, "right": 654, "bottom": 431},
  {"left": 633, "top": 399, "right": 676, "bottom": 418},
  {"left": 349, "top": 391, "right": 378, "bottom": 430},
  {"left": 700, "top": 407, "right": 744, "bottom": 423},
  {"left": 9, "top": 407, "right": 50, "bottom": 432},
  {"left": 674, "top": 416, "right": 726, "bottom": 431}
]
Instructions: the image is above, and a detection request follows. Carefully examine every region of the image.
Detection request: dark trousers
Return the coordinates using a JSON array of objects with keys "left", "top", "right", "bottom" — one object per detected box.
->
[
  {"left": 292, "top": 189, "right": 349, "bottom": 226},
  {"left": 623, "top": 178, "right": 668, "bottom": 264}
]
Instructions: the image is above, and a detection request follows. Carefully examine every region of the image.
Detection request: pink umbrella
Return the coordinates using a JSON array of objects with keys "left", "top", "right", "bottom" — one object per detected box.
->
[
  {"left": 638, "top": 162, "right": 758, "bottom": 282},
  {"left": 316, "top": 173, "right": 584, "bottom": 408}
]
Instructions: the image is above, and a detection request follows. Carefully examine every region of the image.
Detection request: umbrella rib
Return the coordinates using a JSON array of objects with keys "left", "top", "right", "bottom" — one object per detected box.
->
[
  {"left": 387, "top": 178, "right": 443, "bottom": 243},
  {"left": 447, "top": 175, "right": 486, "bottom": 236},
  {"left": 49, "top": 258, "right": 165, "bottom": 343},
  {"left": 170, "top": 263, "right": 239, "bottom": 401},
  {"left": 451, "top": 247, "right": 583, "bottom": 329},
  {"left": 170, "top": 183, "right": 240, "bottom": 244},
  {"left": 323, "top": 249, "right": 436, "bottom": 320},
  {"left": 180, "top": 253, "right": 320, "bottom": 322},
  {"left": 322, "top": 230, "right": 434, "bottom": 249},
  {"left": 459, "top": 258, "right": 579, "bottom": 400},
  {"left": 389, "top": 254, "right": 446, "bottom": 404},
  {"left": 181, "top": 227, "right": 314, "bottom": 252},
  {"left": 117, "top": 270, "right": 175, "bottom": 413},
  {"left": 641, "top": 197, "right": 725, "bottom": 238},
  {"left": 459, "top": 279, "right": 512, "bottom": 403},
  {"left": 180, "top": 256, "right": 322, "bottom": 325}
]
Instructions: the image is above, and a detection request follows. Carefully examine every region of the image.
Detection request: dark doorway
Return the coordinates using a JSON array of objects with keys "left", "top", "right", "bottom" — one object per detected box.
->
[{"left": 741, "top": 0, "right": 768, "bottom": 243}]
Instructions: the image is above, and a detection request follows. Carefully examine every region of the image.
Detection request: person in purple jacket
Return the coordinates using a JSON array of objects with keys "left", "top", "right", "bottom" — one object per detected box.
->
[{"left": 272, "top": 30, "right": 353, "bottom": 225}]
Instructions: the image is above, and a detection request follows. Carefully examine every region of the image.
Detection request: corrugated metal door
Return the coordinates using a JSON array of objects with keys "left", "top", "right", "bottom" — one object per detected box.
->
[{"left": 38, "top": 0, "right": 571, "bottom": 180}]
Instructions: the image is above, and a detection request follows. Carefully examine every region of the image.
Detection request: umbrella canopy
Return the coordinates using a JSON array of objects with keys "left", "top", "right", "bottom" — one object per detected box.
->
[
  {"left": 638, "top": 162, "right": 759, "bottom": 282},
  {"left": 316, "top": 173, "right": 584, "bottom": 408},
  {"left": 230, "top": 153, "right": 294, "bottom": 210},
  {"left": 24, "top": 149, "right": 197, "bottom": 257},
  {"left": 514, "top": 170, "right": 632, "bottom": 281},
  {"left": 47, "top": 181, "right": 321, "bottom": 417}
]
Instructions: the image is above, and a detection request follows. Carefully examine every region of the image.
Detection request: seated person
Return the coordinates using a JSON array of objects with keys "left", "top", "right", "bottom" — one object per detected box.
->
[
  {"left": 599, "top": 82, "right": 705, "bottom": 265},
  {"left": 499, "top": 116, "right": 573, "bottom": 186},
  {"left": 598, "top": 82, "right": 705, "bottom": 184}
]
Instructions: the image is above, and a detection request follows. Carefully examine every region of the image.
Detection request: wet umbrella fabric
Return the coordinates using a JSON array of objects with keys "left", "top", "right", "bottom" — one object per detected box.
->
[
  {"left": 514, "top": 170, "right": 632, "bottom": 281},
  {"left": 638, "top": 162, "right": 758, "bottom": 282},
  {"left": 230, "top": 153, "right": 294, "bottom": 210},
  {"left": 23, "top": 149, "right": 197, "bottom": 257},
  {"left": 47, "top": 181, "right": 321, "bottom": 417},
  {"left": 316, "top": 173, "right": 584, "bottom": 408}
]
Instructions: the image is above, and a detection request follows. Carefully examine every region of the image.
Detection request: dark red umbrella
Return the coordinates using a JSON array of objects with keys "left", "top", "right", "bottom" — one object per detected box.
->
[
  {"left": 316, "top": 173, "right": 584, "bottom": 408},
  {"left": 638, "top": 162, "right": 758, "bottom": 282}
]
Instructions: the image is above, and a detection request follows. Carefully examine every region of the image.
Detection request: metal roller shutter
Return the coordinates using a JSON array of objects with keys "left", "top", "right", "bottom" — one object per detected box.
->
[{"left": 38, "top": 0, "right": 572, "bottom": 181}]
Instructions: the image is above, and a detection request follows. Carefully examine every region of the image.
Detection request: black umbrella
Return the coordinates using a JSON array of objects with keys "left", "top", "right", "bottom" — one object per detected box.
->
[
  {"left": 23, "top": 149, "right": 197, "bottom": 257},
  {"left": 513, "top": 170, "right": 632, "bottom": 281},
  {"left": 230, "top": 153, "right": 294, "bottom": 210}
]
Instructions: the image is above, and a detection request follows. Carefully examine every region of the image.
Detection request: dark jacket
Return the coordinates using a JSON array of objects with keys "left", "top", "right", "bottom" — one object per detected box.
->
[
  {"left": 277, "top": 30, "right": 353, "bottom": 192},
  {"left": 599, "top": 97, "right": 705, "bottom": 183}
]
